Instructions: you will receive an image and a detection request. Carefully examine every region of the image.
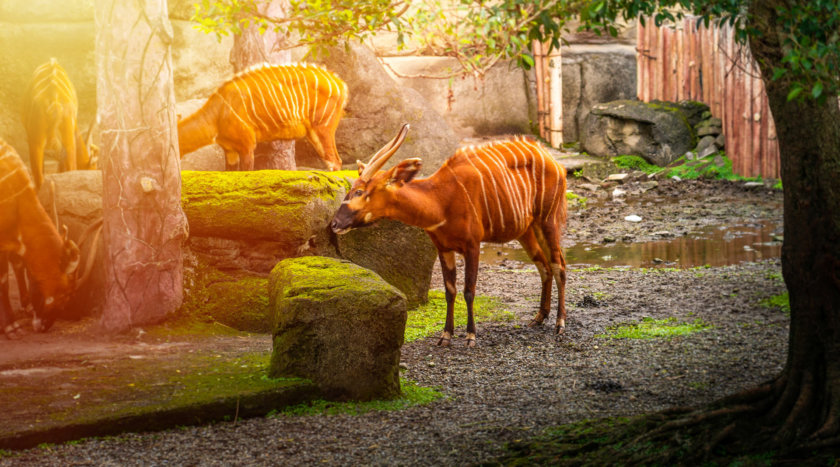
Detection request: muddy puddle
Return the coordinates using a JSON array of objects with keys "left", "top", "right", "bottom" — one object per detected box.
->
[{"left": 481, "top": 220, "right": 783, "bottom": 269}]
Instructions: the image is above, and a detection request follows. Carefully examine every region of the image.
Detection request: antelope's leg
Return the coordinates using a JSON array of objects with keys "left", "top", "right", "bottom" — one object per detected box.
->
[
  {"left": 10, "top": 253, "right": 29, "bottom": 309},
  {"left": 518, "top": 227, "right": 552, "bottom": 327},
  {"left": 463, "top": 246, "right": 479, "bottom": 348},
  {"left": 60, "top": 113, "right": 78, "bottom": 171},
  {"left": 437, "top": 251, "right": 456, "bottom": 347},
  {"left": 239, "top": 147, "right": 255, "bottom": 171},
  {"left": 540, "top": 220, "right": 567, "bottom": 334},
  {"left": 306, "top": 126, "right": 342, "bottom": 171},
  {"left": 27, "top": 134, "right": 47, "bottom": 190},
  {"left": 0, "top": 253, "right": 24, "bottom": 339},
  {"left": 224, "top": 151, "right": 240, "bottom": 172}
]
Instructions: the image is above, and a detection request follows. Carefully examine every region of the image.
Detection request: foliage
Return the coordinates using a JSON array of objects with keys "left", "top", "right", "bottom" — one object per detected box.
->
[
  {"left": 405, "top": 290, "right": 513, "bottom": 342},
  {"left": 760, "top": 291, "right": 790, "bottom": 314},
  {"left": 596, "top": 317, "right": 710, "bottom": 339},
  {"left": 612, "top": 153, "right": 773, "bottom": 184},
  {"left": 611, "top": 155, "right": 661, "bottom": 174},
  {"left": 565, "top": 191, "right": 587, "bottom": 209},
  {"left": 193, "top": 0, "right": 838, "bottom": 99},
  {"left": 269, "top": 379, "right": 443, "bottom": 417}
]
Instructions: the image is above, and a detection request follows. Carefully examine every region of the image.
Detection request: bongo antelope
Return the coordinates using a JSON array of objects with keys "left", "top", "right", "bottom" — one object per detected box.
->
[
  {"left": 331, "top": 125, "right": 568, "bottom": 347},
  {"left": 0, "top": 138, "right": 101, "bottom": 337},
  {"left": 178, "top": 63, "right": 348, "bottom": 171},
  {"left": 22, "top": 58, "right": 98, "bottom": 190}
]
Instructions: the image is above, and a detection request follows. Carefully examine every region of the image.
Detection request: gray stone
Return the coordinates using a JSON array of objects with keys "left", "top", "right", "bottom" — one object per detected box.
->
[
  {"left": 697, "top": 143, "right": 719, "bottom": 159},
  {"left": 715, "top": 133, "right": 726, "bottom": 148},
  {"left": 697, "top": 124, "right": 722, "bottom": 137},
  {"left": 581, "top": 100, "right": 695, "bottom": 166},
  {"left": 171, "top": 20, "right": 234, "bottom": 102},
  {"left": 336, "top": 220, "right": 436, "bottom": 309},
  {"left": 673, "top": 100, "right": 710, "bottom": 128},
  {"left": 269, "top": 256, "right": 407, "bottom": 400},
  {"left": 696, "top": 135, "right": 718, "bottom": 153},
  {"left": 562, "top": 45, "right": 637, "bottom": 142},
  {"left": 297, "top": 43, "right": 460, "bottom": 176}
]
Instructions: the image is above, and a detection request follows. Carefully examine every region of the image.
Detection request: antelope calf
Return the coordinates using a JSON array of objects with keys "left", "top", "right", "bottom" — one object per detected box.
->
[
  {"left": 23, "top": 58, "right": 97, "bottom": 190},
  {"left": 0, "top": 138, "right": 100, "bottom": 337},
  {"left": 178, "top": 63, "right": 348, "bottom": 171},
  {"left": 331, "top": 125, "right": 568, "bottom": 347}
]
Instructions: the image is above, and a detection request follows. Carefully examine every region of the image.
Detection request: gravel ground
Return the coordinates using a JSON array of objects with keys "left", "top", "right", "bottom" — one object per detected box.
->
[{"left": 1, "top": 176, "right": 788, "bottom": 466}]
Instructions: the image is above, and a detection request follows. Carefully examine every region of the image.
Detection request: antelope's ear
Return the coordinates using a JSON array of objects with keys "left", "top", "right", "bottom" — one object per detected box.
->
[
  {"left": 356, "top": 159, "right": 366, "bottom": 176},
  {"left": 392, "top": 158, "right": 422, "bottom": 184}
]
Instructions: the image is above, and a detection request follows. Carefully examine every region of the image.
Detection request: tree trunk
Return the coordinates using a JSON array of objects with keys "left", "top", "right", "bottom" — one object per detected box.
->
[
  {"left": 748, "top": 2, "right": 840, "bottom": 444},
  {"left": 229, "top": 0, "right": 296, "bottom": 171},
  {"left": 95, "top": 0, "right": 187, "bottom": 331}
]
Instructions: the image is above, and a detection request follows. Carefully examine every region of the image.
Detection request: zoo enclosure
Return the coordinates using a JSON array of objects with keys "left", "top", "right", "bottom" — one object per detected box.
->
[{"left": 636, "top": 16, "right": 780, "bottom": 179}]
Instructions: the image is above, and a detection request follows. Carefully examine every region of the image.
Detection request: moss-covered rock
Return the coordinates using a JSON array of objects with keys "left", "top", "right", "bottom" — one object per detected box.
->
[{"left": 268, "top": 256, "right": 407, "bottom": 401}]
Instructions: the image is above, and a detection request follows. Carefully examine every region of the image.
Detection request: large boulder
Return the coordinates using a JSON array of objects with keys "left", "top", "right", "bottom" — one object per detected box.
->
[
  {"left": 336, "top": 220, "right": 436, "bottom": 309},
  {"left": 269, "top": 256, "right": 407, "bottom": 400},
  {"left": 295, "top": 43, "right": 460, "bottom": 176},
  {"left": 581, "top": 99, "right": 696, "bottom": 166}
]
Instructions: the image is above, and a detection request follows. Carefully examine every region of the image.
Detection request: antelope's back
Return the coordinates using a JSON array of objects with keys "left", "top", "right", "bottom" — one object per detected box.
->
[
  {"left": 0, "top": 138, "right": 33, "bottom": 219},
  {"left": 219, "top": 63, "right": 348, "bottom": 128},
  {"left": 22, "top": 59, "right": 79, "bottom": 130},
  {"left": 442, "top": 137, "right": 566, "bottom": 236}
]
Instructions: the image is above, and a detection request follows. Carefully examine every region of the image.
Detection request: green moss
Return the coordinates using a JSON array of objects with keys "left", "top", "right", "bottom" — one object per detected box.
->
[
  {"left": 760, "top": 292, "right": 790, "bottom": 314},
  {"left": 596, "top": 317, "right": 710, "bottom": 340},
  {"left": 565, "top": 191, "right": 588, "bottom": 209},
  {"left": 269, "top": 379, "right": 443, "bottom": 417},
  {"left": 271, "top": 256, "right": 401, "bottom": 306},
  {"left": 612, "top": 155, "right": 661, "bottom": 174},
  {"left": 404, "top": 290, "right": 513, "bottom": 342}
]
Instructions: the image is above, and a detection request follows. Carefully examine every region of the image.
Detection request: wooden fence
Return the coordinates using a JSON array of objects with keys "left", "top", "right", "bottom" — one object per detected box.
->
[{"left": 636, "top": 16, "right": 780, "bottom": 179}]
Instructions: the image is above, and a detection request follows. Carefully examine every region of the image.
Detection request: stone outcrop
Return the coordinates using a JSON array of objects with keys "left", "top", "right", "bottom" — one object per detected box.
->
[
  {"left": 181, "top": 170, "right": 436, "bottom": 304},
  {"left": 269, "top": 256, "right": 406, "bottom": 400},
  {"left": 295, "top": 43, "right": 460, "bottom": 176},
  {"left": 581, "top": 99, "right": 696, "bottom": 166}
]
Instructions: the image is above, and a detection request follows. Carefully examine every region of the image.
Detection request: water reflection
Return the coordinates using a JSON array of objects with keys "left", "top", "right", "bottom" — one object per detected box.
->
[{"left": 480, "top": 221, "right": 782, "bottom": 269}]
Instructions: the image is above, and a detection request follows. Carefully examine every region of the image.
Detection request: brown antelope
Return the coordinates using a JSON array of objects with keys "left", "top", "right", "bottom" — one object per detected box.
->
[
  {"left": 22, "top": 58, "right": 98, "bottom": 190},
  {"left": 0, "top": 137, "right": 101, "bottom": 338},
  {"left": 178, "top": 63, "right": 348, "bottom": 171},
  {"left": 331, "top": 125, "right": 568, "bottom": 347}
]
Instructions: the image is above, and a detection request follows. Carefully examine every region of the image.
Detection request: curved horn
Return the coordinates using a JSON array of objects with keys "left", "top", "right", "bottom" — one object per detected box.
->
[
  {"left": 359, "top": 123, "right": 410, "bottom": 182},
  {"left": 49, "top": 179, "right": 59, "bottom": 229},
  {"left": 75, "top": 218, "right": 103, "bottom": 288}
]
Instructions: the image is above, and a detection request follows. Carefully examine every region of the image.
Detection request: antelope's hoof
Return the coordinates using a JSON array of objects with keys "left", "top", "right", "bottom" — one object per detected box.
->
[
  {"left": 527, "top": 319, "right": 542, "bottom": 328},
  {"left": 4, "top": 322, "right": 25, "bottom": 340},
  {"left": 437, "top": 336, "right": 451, "bottom": 347},
  {"left": 466, "top": 338, "right": 476, "bottom": 348},
  {"left": 554, "top": 325, "right": 566, "bottom": 335}
]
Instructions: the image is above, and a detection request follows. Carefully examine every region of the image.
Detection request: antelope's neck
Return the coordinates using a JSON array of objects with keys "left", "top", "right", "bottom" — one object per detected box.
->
[
  {"left": 386, "top": 178, "right": 446, "bottom": 231},
  {"left": 178, "top": 97, "right": 219, "bottom": 156},
  {"left": 16, "top": 190, "right": 64, "bottom": 286}
]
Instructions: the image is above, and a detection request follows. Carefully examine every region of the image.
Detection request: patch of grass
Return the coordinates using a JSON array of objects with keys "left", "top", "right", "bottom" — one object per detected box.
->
[
  {"left": 405, "top": 290, "right": 513, "bottom": 343},
  {"left": 688, "top": 381, "right": 710, "bottom": 391},
  {"left": 612, "top": 155, "right": 661, "bottom": 174},
  {"left": 596, "top": 317, "right": 711, "bottom": 340},
  {"left": 760, "top": 292, "right": 790, "bottom": 314},
  {"left": 566, "top": 191, "right": 588, "bottom": 209},
  {"left": 269, "top": 379, "right": 443, "bottom": 417}
]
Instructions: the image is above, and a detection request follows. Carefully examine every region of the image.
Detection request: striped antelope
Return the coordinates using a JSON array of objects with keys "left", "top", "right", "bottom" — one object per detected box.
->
[
  {"left": 22, "top": 58, "right": 98, "bottom": 190},
  {"left": 178, "top": 63, "right": 348, "bottom": 171},
  {"left": 331, "top": 125, "right": 568, "bottom": 347},
  {"left": 0, "top": 137, "right": 101, "bottom": 337}
]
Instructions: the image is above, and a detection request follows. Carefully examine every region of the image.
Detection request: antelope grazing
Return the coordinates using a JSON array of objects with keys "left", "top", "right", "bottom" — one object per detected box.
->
[
  {"left": 23, "top": 58, "right": 97, "bottom": 190},
  {"left": 0, "top": 138, "right": 100, "bottom": 337},
  {"left": 178, "top": 63, "right": 348, "bottom": 171},
  {"left": 331, "top": 125, "right": 568, "bottom": 347}
]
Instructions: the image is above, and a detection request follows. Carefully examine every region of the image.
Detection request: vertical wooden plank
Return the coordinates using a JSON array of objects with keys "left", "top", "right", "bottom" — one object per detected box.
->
[
  {"left": 676, "top": 23, "right": 684, "bottom": 101},
  {"left": 636, "top": 20, "right": 643, "bottom": 101},
  {"left": 751, "top": 58, "right": 764, "bottom": 178},
  {"left": 532, "top": 41, "right": 545, "bottom": 140}
]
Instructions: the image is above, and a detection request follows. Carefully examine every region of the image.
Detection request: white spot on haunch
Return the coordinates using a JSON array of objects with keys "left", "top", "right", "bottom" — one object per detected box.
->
[{"left": 364, "top": 212, "right": 373, "bottom": 223}]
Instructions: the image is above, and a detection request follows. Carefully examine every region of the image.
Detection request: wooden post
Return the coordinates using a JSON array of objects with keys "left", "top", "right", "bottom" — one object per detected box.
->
[
  {"left": 547, "top": 45, "right": 563, "bottom": 147},
  {"left": 95, "top": 0, "right": 187, "bottom": 331}
]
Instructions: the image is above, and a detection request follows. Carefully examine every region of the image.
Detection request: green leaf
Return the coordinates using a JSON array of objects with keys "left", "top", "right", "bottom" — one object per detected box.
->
[
  {"left": 811, "top": 81, "right": 824, "bottom": 99},
  {"left": 787, "top": 85, "right": 804, "bottom": 101}
]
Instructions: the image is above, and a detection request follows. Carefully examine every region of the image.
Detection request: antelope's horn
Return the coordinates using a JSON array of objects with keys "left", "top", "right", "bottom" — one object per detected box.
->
[
  {"left": 359, "top": 123, "right": 410, "bottom": 181},
  {"left": 49, "top": 179, "right": 59, "bottom": 229},
  {"left": 76, "top": 219, "right": 103, "bottom": 287}
]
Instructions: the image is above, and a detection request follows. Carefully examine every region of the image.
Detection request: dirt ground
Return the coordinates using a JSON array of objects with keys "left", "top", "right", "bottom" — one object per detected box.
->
[{"left": 0, "top": 170, "right": 788, "bottom": 464}]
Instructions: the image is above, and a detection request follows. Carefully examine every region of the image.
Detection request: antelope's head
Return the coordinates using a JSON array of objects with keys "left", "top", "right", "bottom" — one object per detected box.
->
[
  {"left": 331, "top": 124, "right": 419, "bottom": 234},
  {"left": 31, "top": 185, "right": 102, "bottom": 332}
]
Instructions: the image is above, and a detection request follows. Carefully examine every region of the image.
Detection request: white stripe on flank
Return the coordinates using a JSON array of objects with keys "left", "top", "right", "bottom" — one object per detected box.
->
[
  {"left": 482, "top": 145, "right": 520, "bottom": 231},
  {"left": 251, "top": 71, "right": 283, "bottom": 130},
  {"left": 459, "top": 151, "right": 493, "bottom": 236},
  {"left": 276, "top": 68, "right": 298, "bottom": 122},
  {"left": 288, "top": 67, "right": 304, "bottom": 123},
  {"left": 310, "top": 70, "right": 319, "bottom": 123},
  {"left": 444, "top": 164, "right": 482, "bottom": 233},
  {"left": 510, "top": 142, "right": 535, "bottom": 219},
  {"left": 233, "top": 79, "right": 268, "bottom": 132},
  {"left": 470, "top": 147, "right": 506, "bottom": 231},
  {"left": 487, "top": 144, "right": 526, "bottom": 231},
  {"left": 264, "top": 69, "right": 292, "bottom": 122}
]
